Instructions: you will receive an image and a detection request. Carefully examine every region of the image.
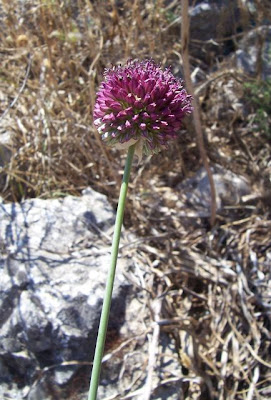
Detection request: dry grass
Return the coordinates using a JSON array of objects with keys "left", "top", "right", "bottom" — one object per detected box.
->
[
  {"left": 0, "top": 0, "right": 187, "bottom": 201},
  {"left": 1, "top": 1, "right": 271, "bottom": 399}
]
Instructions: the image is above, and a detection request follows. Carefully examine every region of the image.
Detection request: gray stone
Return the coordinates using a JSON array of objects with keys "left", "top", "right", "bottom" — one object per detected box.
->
[
  {"left": 165, "top": 1, "right": 245, "bottom": 63},
  {"left": 0, "top": 127, "right": 13, "bottom": 191},
  {"left": 176, "top": 165, "right": 251, "bottom": 216},
  {"left": 189, "top": 1, "right": 241, "bottom": 51},
  {"left": 235, "top": 26, "right": 271, "bottom": 79},
  {"left": 0, "top": 188, "right": 131, "bottom": 399},
  {"left": 0, "top": 131, "right": 12, "bottom": 166}
]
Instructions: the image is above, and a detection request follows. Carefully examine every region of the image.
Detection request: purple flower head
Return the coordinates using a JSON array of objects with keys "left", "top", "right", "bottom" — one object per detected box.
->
[{"left": 93, "top": 60, "right": 193, "bottom": 158}]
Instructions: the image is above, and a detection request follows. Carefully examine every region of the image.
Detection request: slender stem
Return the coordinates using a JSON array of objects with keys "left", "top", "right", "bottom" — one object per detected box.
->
[{"left": 88, "top": 143, "right": 136, "bottom": 400}]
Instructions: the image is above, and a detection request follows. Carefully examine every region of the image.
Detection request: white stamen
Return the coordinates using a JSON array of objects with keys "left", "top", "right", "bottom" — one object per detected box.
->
[{"left": 94, "top": 118, "right": 102, "bottom": 126}]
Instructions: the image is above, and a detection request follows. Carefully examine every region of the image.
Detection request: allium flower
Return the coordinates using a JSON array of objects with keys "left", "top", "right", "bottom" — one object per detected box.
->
[{"left": 93, "top": 60, "right": 193, "bottom": 158}]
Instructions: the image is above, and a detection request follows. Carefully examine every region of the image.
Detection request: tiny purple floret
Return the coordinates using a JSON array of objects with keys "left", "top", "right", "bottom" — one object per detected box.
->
[{"left": 93, "top": 60, "right": 193, "bottom": 156}]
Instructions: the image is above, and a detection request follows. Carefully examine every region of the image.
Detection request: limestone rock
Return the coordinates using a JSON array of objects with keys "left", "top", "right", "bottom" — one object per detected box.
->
[
  {"left": 0, "top": 188, "right": 131, "bottom": 399},
  {"left": 176, "top": 165, "right": 251, "bottom": 216},
  {"left": 235, "top": 26, "right": 271, "bottom": 79}
]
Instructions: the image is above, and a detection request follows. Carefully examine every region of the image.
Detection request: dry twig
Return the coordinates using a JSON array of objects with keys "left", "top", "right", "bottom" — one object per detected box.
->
[{"left": 181, "top": 0, "right": 217, "bottom": 227}]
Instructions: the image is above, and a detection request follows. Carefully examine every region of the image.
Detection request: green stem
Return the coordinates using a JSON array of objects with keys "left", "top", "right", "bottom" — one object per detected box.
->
[{"left": 88, "top": 144, "right": 136, "bottom": 400}]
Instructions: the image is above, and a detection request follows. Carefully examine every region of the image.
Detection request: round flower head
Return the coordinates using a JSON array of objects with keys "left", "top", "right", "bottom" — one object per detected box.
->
[{"left": 93, "top": 60, "right": 193, "bottom": 159}]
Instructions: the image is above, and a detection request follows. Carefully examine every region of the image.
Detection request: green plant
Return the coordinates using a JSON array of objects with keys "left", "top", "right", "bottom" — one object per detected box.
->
[
  {"left": 244, "top": 79, "right": 271, "bottom": 138},
  {"left": 88, "top": 59, "right": 192, "bottom": 400}
]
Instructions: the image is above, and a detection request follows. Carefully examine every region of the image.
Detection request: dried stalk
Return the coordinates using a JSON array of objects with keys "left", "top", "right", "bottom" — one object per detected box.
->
[{"left": 181, "top": 0, "right": 217, "bottom": 226}]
